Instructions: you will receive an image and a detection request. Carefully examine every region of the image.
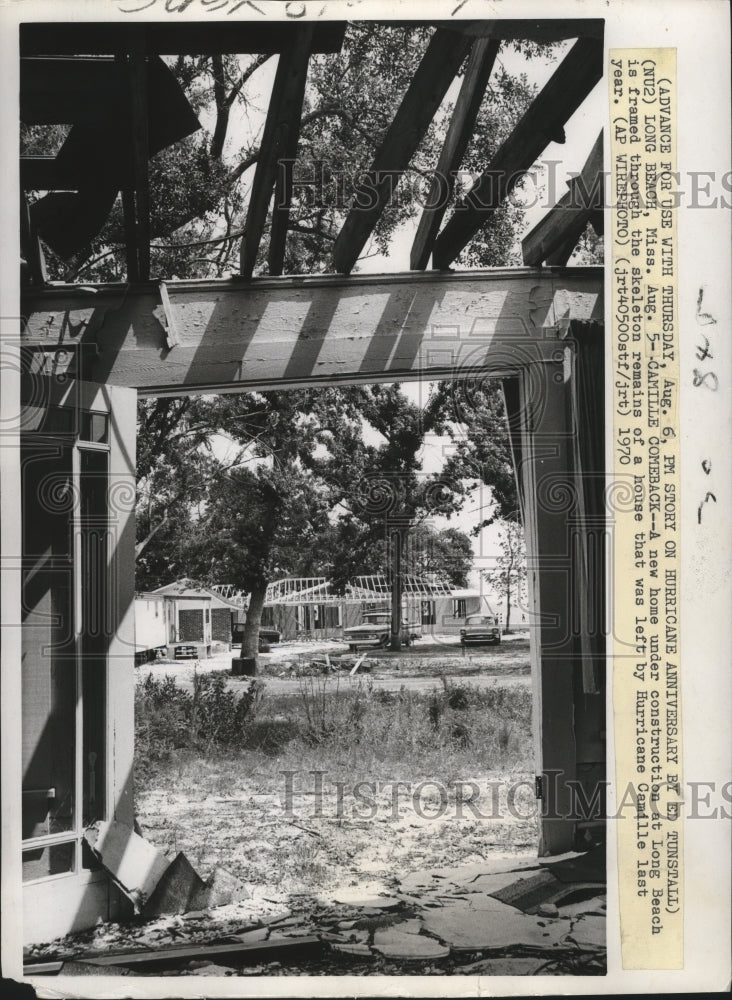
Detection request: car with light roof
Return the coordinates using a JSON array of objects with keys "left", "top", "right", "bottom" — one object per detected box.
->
[{"left": 460, "top": 614, "right": 501, "bottom": 647}]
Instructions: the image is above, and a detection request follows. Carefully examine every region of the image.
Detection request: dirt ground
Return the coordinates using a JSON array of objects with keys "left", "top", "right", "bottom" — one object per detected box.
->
[
  {"left": 137, "top": 631, "right": 533, "bottom": 693},
  {"left": 24, "top": 638, "right": 608, "bottom": 977},
  {"left": 135, "top": 635, "right": 538, "bottom": 905}
]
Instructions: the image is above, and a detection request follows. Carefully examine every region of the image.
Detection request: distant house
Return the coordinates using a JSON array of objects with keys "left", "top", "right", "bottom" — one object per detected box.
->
[
  {"left": 144, "top": 579, "right": 246, "bottom": 658},
  {"left": 133, "top": 592, "right": 167, "bottom": 663},
  {"left": 262, "top": 575, "right": 457, "bottom": 641},
  {"left": 434, "top": 588, "right": 499, "bottom": 634}
]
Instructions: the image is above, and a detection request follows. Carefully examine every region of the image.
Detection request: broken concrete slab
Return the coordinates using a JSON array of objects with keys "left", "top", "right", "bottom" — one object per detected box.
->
[
  {"left": 189, "top": 866, "right": 250, "bottom": 911},
  {"left": 462, "top": 870, "right": 541, "bottom": 896},
  {"left": 422, "top": 901, "right": 569, "bottom": 953},
  {"left": 332, "top": 942, "right": 372, "bottom": 957},
  {"left": 555, "top": 895, "right": 606, "bottom": 919},
  {"left": 565, "top": 914, "right": 605, "bottom": 951},
  {"left": 142, "top": 852, "right": 206, "bottom": 918},
  {"left": 380, "top": 918, "right": 422, "bottom": 935},
  {"left": 258, "top": 908, "right": 292, "bottom": 926},
  {"left": 84, "top": 820, "right": 169, "bottom": 911},
  {"left": 489, "top": 869, "right": 562, "bottom": 913},
  {"left": 332, "top": 888, "right": 400, "bottom": 910},
  {"left": 397, "top": 858, "right": 543, "bottom": 897},
  {"left": 372, "top": 930, "right": 449, "bottom": 961}
]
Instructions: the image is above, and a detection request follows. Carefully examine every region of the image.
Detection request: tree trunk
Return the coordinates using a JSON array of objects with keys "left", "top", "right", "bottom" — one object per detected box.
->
[
  {"left": 389, "top": 526, "right": 404, "bottom": 652},
  {"left": 505, "top": 576, "right": 512, "bottom": 633},
  {"left": 241, "top": 581, "right": 267, "bottom": 663}
]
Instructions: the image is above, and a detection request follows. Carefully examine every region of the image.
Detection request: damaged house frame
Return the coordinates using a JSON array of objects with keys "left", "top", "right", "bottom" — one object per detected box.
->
[{"left": 3, "top": 15, "right": 607, "bottom": 944}]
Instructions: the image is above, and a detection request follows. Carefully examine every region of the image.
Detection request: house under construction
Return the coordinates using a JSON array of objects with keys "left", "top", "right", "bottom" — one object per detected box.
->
[{"left": 261, "top": 574, "right": 457, "bottom": 640}]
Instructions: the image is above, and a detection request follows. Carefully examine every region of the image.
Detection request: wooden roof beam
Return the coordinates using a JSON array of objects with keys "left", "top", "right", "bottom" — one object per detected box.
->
[
  {"left": 332, "top": 27, "right": 474, "bottom": 275},
  {"left": 20, "top": 267, "right": 603, "bottom": 397},
  {"left": 239, "top": 25, "right": 313, "bottom": 279},
  {"left": 522, "top": 130, "right": 604, "bottom": 266},
  {"left": 432, "top": 37, "right": 604, "bottom": 270},
  {"left": 410, "top": 37, "right": 500, "bottom": 271},
  {"left": 19, "top": 21, "right": 346, "bottom": 57},
  {"left": 439, "top": 19, "right": 605, "bottom": 43}
]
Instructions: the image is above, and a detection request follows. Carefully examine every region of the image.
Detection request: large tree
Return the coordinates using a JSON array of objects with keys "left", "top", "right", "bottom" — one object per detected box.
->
[
  {"left": 27, "top": 25, "right": 564, "bottom": 658},
  {"left": 347, "top": 522, "right": 474, "bottom": 589},
  {"left": 24, "top": 24, "right": 548, "bottom": 282},
  {"left": 483, "top": 518, "right": 528, "bottom": 632}
]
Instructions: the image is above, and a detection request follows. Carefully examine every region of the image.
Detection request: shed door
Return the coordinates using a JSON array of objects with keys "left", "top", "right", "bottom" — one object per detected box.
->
[
  {"left": 21, "top": 378, "right": 137, "bottom": 944},
  {"left": 211, "top": 608, "right": 233, "bottom": 643}
]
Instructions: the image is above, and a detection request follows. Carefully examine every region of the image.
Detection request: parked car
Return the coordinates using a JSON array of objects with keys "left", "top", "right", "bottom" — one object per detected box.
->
[
  {"left": 343, "top": 611, "right": 422, "bottom": 650},
  {"left": 460, "top": 614, "right": 501, "bottom": 647},
  {"left": 232, "top": 623, "right": 282, "bottom": 652}
]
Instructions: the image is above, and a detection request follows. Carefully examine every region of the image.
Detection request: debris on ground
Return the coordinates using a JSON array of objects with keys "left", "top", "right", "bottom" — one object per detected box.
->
[
  {"left": 84, "top": 820, "right": 169, "bottom": 912},
  {"left": 84, "top": 821, "right": 249, "bottom": 919},
  {"left": 24, "top": 849, "right": 606, "bottom": 978}
]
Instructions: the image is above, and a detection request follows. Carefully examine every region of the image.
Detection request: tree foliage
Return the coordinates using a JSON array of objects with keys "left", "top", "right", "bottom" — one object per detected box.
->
[
  {"left": 482, "top": 518, "right": 528, "bottom": 632},
  {"left": 23, "top": 24, "right": 547, "bottom": 281},
  {"left": 22, "top": 24, "right": 569, "bottom": 656}
]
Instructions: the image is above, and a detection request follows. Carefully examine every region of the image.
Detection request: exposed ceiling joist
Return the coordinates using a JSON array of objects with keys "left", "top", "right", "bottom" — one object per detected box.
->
[
  {"left": 19, "top": 21, "right": 346, "bottom": 56},
  {"left": 522, "top": 131, "right": 604, "bottom": 267},
  {"left": 410, "top": 36, "right": 500, "bottom": 271},
  {"left": 20, "top": 156, "right": 71, "bottom": 190},
  {"left": 20, "top": 57, "right": 127, "bottom": 125},
  {"left": 20, "top": 267, "right": 603, "bottom": 396},
  {"left": 239, "top": 24, "right": 314, "bottom": 279},
  {"left": 442, "top": 19, "right": 605, "bottom": 42},
  {"left": 332, "top": 27, "right": 474, "bottom": 275},
  {"left": 432, "top": 37, "right": 603, "bottom": 269}
]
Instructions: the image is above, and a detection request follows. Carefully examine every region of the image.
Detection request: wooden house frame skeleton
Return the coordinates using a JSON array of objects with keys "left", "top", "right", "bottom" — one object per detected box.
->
[{"left": 6, "top": 17, "right": 607, "bottom": 943}]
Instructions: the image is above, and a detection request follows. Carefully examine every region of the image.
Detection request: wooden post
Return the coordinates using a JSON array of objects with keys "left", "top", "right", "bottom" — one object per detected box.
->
[
  {"left": 505, "top": 322, "right": 605, "bottom": 855},
  {"left": 389, "top": 524, "right": 406, "bottom": 652},
  {"left": 128, "top": 33, "right": 151, "bottom": 282}
]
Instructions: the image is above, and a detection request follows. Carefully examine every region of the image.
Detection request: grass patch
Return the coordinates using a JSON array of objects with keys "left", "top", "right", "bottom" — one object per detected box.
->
[{"left": 135, "top": 672, "right": 532, "bottom": 786}]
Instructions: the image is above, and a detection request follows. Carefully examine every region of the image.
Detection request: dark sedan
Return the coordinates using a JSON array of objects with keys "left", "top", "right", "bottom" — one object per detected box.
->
[{"left": 460, "top": 614, "right": 501, "bottom": 646}]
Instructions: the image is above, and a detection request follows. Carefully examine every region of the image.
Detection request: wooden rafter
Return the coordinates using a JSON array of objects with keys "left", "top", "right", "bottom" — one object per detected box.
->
[
  {"left": 266, "top": 32, "right": 314, "bottom": 277},
  {"left": 440, "top": 19, "right": 605, "bottom": 42},
  {"left": 20, "top": 56, "right": 126, "bottom": 125},
  {"left": 432, "top": 37, "right": 603, "bottom": 269},
  {"left": 332, "top": 27, "right": 474, "bottom": 275},
  {"left": 522, "top": 131, "right": 603, "bottom": 266},
  {"left": 239, "top": 24, "right": 313, "bottom": 279},
  {"left": 410, "top": 36, "right": 500, "bottom": 271},
  {"left": 19, "top": 21, "right": 346, "bottom": 56}
]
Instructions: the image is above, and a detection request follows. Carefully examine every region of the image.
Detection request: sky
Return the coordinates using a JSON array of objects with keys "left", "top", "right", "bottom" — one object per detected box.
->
[{"left": 208, "top": 29, "right": 606, "bottom": 589}]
